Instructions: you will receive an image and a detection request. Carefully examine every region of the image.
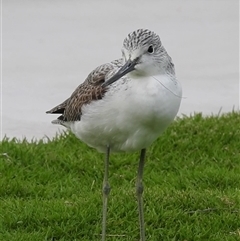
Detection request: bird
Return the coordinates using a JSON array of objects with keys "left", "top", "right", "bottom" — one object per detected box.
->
[{"left": 46, "top": 29, "right": 182, "bottom": 241}]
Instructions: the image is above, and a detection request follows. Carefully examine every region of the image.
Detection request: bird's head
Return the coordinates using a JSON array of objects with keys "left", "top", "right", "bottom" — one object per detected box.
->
[{"left": 102, "top": 29, "right": 171, "bottom": 88}]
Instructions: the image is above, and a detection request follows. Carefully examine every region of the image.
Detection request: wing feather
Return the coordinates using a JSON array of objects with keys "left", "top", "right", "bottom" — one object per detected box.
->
[{"left": 46, "top": 62, "right": 119, "bottom": 123}]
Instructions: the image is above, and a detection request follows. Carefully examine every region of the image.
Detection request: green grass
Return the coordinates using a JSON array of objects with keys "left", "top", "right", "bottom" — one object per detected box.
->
[{"left": 1, "top": 112, "right": 240, "bottom": 241}]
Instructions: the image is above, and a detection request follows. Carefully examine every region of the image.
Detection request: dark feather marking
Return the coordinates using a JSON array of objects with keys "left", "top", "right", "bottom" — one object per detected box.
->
[
  {"left": 46, "top": 61, "right": 121, "bottom": 122},
  {"left": 46, "top": 98, "right": 70, "bottom": 114}
]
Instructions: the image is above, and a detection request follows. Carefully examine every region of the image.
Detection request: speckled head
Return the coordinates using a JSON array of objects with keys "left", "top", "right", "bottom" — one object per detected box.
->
[
  {"left": 123, "top": 29, "right": 162, "bottom": 52},
  {"left": 102, "top": 29, "right": 173, "bottom": 88}
]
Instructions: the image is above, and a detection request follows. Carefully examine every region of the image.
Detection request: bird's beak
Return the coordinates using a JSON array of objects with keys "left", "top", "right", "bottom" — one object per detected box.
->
[{"left": 102, "top": 58, "right": 138, "bottom": 88}]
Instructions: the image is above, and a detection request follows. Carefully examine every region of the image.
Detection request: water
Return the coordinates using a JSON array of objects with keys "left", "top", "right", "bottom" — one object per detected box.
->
[{"left": 2, "top": 0, "right": 239, "bottom": 140}]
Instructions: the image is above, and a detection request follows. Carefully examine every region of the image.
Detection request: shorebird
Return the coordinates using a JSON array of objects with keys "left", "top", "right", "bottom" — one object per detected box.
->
[{"left": 47, "top": 29, "right": 182, "bottom": 241}]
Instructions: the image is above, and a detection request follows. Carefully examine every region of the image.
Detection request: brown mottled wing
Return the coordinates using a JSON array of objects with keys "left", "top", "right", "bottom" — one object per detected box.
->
[
  {"left": 46, "top": 63, "right": 115, "bottom": 122},
  {"left": 46, "top": 98, "right": 70, "bottom": 114}
]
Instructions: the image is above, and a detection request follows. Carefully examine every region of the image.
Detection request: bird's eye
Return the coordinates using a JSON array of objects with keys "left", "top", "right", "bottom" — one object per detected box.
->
[{"left": 147, "top": 45, "right": 154, "bottom": 54}]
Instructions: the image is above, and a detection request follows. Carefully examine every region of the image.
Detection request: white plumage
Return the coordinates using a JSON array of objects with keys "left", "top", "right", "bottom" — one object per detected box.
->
[{"left": 47, "top": 29, "right": 182, "bottom": 241}]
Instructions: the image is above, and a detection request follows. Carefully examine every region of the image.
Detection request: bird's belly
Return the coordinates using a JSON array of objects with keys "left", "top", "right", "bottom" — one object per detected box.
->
[{"left": 70, "top": 76, "right": 182, "bottom": 153}]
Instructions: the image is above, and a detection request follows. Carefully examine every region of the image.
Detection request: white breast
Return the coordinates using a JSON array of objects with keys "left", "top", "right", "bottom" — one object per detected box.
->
[{"left": 70, "top": 74, "right": 182, "bottom": 153}]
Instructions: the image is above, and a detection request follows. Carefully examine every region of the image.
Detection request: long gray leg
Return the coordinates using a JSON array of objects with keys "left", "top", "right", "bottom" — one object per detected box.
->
[
  {"left": 102, "top": 146, "right": 111, "bottom": 241},
  {"left": 136, "top": 148, "right": 146, "bottom": 241}
]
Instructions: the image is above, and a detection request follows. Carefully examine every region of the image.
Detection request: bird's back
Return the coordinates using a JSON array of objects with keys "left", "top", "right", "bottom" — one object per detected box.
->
[{"left": 46, "top": 59, "right": 122, "bottom": 126}]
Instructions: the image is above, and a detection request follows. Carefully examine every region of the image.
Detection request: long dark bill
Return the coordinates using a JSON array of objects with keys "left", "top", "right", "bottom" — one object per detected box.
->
[{"left": 102, "top": 58, "right": 138, "bottom": 88}]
